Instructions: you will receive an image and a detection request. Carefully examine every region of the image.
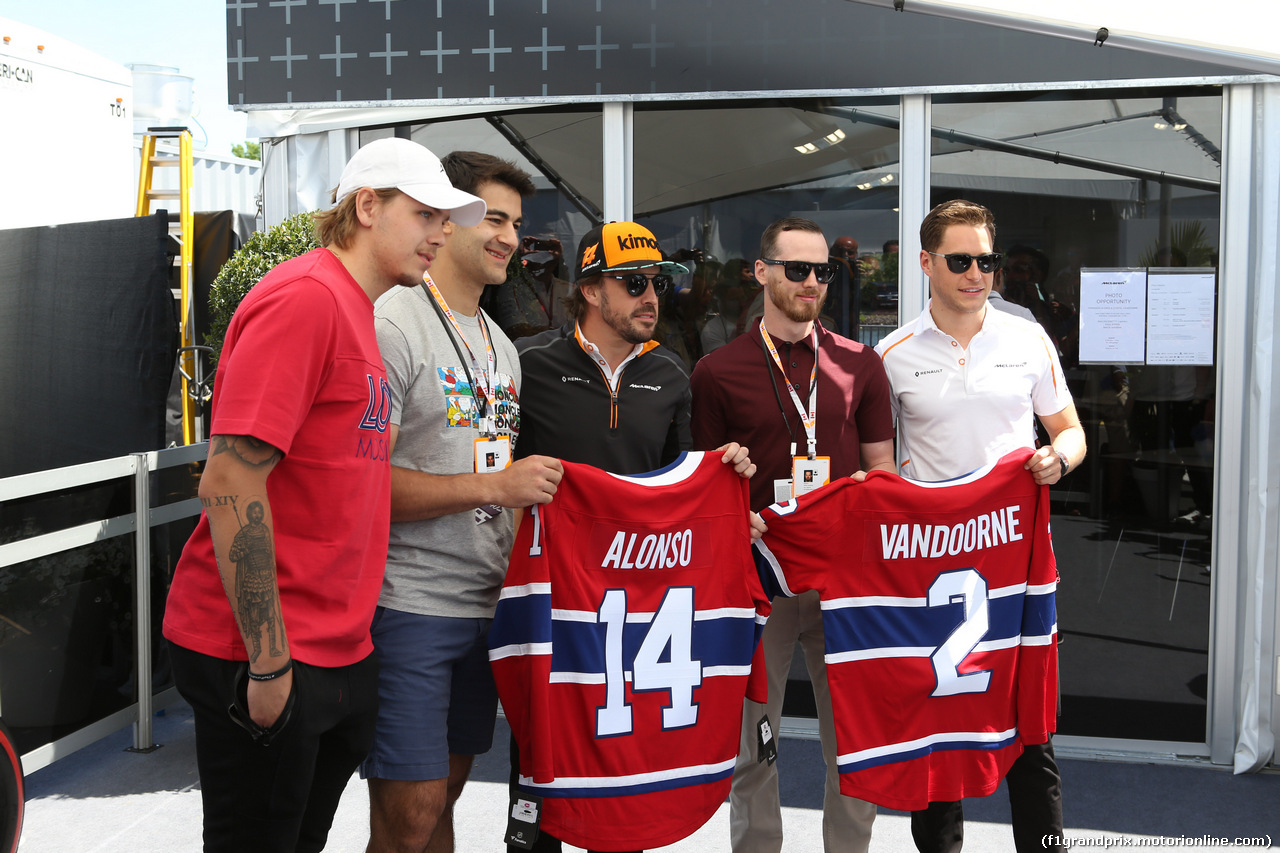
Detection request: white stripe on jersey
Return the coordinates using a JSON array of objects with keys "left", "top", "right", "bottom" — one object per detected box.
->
[
  {"left": 751, "top": 539, "right": 795, "bottom": 597},
  {"left": 695, "top": 606, "right": 758, "bottom": 621},
  {"left": 551, "top": 671, "right": 608, "bottom": 685},
  {"left": 976, "top": 636, "right": 1021, "bottom": 654},
  {"left": 499, "top": 582, "right": 551, "bottom": 600},
  {"left": 552, "top": 606, "right": 756, "bottom": 623},
  {"left": 827, "top": 645, "right": 933, "bottom": 663},
  {"left": 823, "top": 595, "right": 924, "bottom": 609},
  {"left": 489, "top": 642, "right": 552, "bottom": 661},
  {"left": 837, "top": 726, "right": 1018, "bottom": 766},
  {"left": 518, "top": 756, "right": 736, "bottom": 791},
  {"left": 549, "top": 665, "right": 751, "bottom": 683},
  {"left": 552, "top": 609, "right": 599, "bottom": 623},
  {"left": 1022, "top": 623, "right": 1058, "bottom": 646},
  {"left": 825, "top": 635, "right": 1022, "bottom": 665},
  {"left": 702, "top": 664, "right": 752, "bottom": 678},
  {"left": 822, "top": 580, "right": 1033, "bottom": 610},
  {"left": 603, "top": 451, "right": 704, "bottom": 487}
]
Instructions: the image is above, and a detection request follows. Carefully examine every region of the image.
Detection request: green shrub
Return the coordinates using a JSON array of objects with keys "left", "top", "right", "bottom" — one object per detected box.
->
[{"left": 206, "top": 212, "right": 320, "bottom": 367}]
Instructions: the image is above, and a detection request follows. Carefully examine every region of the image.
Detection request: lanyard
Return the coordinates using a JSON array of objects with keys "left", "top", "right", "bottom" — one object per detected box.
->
[
  {"left": 424, "top": 275, "right": 498, "bottom": 431},
  {"left": 760, "top": 324, "right": 819, "bottom": 459}
]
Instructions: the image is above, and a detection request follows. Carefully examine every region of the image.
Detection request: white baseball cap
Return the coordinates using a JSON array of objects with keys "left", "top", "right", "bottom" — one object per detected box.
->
[{"left": 334, "top": 138, "right": 487, "bottom": 227}]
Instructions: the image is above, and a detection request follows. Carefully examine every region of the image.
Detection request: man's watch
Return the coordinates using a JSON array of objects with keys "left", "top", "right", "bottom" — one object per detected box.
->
[{"left": 1054, "top": 449, "right": 1070, "bottom": 478}]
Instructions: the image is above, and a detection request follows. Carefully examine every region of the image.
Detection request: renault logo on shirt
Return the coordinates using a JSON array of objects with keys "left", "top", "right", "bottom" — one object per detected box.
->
[
  {"left": 914, "top": 369, "right": 942, "bottom": 378},
  {"left": 562, "top": 375, "right": 591, "bottom": 384}
]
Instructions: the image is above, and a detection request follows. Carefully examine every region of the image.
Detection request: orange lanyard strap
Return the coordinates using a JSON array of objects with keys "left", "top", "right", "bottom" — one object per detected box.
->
[
  {"left": 425, "top": 275, "right": 498, "bottom": 430},
  {"left": 760, "top": 324, "right": 819, "bottom": 459}
]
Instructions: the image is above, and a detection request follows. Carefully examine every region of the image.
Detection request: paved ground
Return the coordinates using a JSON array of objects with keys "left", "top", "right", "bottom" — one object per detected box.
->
[{"left": 19, "top": 702, "right": 1280, "bottom": 851}]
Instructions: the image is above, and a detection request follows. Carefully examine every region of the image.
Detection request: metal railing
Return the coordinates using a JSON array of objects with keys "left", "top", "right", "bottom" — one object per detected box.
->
[
  {"left": 0, "top": 443, "right": 207, "bottom": 774},
  {"left": 857, "top": 324, "right": 896, "bottom": 348}
]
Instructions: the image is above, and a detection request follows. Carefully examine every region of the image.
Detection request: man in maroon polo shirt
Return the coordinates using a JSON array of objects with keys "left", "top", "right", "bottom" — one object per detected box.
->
[{"left": 690, "top": 216, "right": 896, "bottom": 853}]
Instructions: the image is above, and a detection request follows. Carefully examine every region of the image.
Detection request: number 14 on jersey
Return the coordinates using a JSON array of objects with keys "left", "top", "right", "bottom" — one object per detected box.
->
[{"left": 595, "top": 587, "right": 704, "bottom": 738}]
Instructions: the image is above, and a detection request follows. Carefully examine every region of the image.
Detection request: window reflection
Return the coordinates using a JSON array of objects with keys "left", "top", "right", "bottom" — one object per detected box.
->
[
  {"left": 636, "top": 98, "right": 902, "bottom": 368},
  {"left": 931, "top": 88, "right": 1221, "bottom": 743}
]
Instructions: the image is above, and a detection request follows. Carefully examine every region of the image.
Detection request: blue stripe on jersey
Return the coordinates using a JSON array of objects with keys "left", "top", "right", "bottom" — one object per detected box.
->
[
  {"left": 821, "top": 592, "right": 1029, "bottom": 655},
  {"left": 837, "top": 731, "right": 1019, "bottom": 774},
  {"left": 752, "top": 540, "right": 791, "bottom": 600},
  {"left": 1022, "top": 588, "right": 1056, "bottom": 637},
  {"left": 603, "top": 451, "right": 702, "bottom": 486},
  {"left": 489, "top": 592, "right": 552, "bottom": 651},
  {"left": 519, "top": 763, "right": 735, "bottom": 799},
  {"left": 551, "top": 612, "right": 759, "bottom": 674},
  {"left": 621, "top": 450, "right": 691, "bottom": 479}
]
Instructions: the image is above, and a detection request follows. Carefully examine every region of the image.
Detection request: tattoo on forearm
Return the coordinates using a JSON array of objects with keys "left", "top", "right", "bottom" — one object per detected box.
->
[
  {"left": 212, "top": 435, "right": 283, "bottom": 469},
  {"left": 228, "top": 500, "right": 285, "bottom": 662},
  {"left": 200, "top": 494, "right": 239, "bottom": 510}
]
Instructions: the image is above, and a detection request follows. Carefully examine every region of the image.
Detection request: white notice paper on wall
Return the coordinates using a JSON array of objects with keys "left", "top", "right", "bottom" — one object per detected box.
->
[
  {"left": 1079, "top": 268, "right": 1147, "bottom": 364},
  {"left": 1146, "top": 270, "right": 1216, "bottom": 366}
]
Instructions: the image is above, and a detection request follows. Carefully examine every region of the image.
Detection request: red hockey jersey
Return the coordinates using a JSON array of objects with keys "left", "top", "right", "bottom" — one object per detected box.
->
[
  {"left": 753, "top": 450, "right": 1058, "bottom": 811},
  {"left": 489, "top": 452, "right": 769, "bottom": 851}
]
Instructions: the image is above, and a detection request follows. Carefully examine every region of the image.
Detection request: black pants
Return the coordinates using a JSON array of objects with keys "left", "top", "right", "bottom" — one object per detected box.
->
[
  {"left": 910, "top": 739, "right": 1063, "bottom": 853},
  {"left": 170, "top": 642, "right": 380, "bottom": 853}
]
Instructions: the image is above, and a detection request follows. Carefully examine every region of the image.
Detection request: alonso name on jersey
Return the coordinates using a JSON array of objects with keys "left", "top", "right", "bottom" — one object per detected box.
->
[
  {"left": 752, "top": 450, "right": 1058, "bottom": 811},
  {"left": 489, "top": 452, "right": 770, "bottom": 851}
]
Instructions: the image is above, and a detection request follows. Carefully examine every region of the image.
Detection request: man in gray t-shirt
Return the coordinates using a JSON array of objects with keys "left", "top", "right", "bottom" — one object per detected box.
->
[{"left": 361, "top": 152, "right": 564, "bottom": 853}]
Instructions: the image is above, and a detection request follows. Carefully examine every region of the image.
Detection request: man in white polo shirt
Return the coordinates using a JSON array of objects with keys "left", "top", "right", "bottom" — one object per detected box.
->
[{"left": 874, "top": 199, "right": 1086, "bottom": 853}]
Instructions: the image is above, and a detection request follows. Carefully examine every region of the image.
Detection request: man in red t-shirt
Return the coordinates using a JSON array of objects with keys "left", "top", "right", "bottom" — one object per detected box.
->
[{"left": 162, "top": 138, "right": 486, "bottom": 853}]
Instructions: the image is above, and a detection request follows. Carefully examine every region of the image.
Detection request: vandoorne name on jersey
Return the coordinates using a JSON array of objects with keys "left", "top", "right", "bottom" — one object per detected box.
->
[{"left": 878, "top": 505, "right": 1023, "bottom": 560}]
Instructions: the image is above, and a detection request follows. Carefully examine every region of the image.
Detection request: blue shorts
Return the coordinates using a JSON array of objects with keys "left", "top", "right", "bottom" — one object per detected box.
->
[{"left": 359, "top": 607, "right": 499, "bottom": 781}]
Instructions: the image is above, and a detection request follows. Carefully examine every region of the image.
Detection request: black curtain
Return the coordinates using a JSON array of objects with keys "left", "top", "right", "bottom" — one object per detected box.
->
[{"left": 0, "top": 213, "right": 177, "bottom": 478}]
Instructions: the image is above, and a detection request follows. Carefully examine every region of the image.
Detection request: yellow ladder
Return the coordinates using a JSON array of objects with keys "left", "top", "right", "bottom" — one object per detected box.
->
[{"left": 136, "top": 127, "right": 203, "bottom": 445}]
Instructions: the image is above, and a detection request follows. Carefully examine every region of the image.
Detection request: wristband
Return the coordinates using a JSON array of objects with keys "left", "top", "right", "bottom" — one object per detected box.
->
[
  {"left": 247, "top": 659, "right": 293, "bottom": 681},
  {"left": 1054, "top": 449, "right": 1069, "bottom": 478}
]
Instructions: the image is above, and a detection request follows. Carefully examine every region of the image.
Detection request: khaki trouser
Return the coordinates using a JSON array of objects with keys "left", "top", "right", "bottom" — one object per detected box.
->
[{"left": 728, "top": 591, "right": 876, "bottom": 853}]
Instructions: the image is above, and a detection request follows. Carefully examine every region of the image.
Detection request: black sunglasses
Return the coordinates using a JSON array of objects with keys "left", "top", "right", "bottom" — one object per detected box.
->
[
  {"left": 610, "top": 273, "right": 673, "bottom": 297},
  {"left": 759, "top": 258, "right": 838, "bottom": 284},
  {"left": 928, "top": 251, "right": 1004, "bottom": 275}
]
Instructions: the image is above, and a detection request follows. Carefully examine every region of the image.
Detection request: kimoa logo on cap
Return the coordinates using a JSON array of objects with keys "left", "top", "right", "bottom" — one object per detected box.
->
[{"left": 616, "top": 233, "right": 660, "bottom": 251}]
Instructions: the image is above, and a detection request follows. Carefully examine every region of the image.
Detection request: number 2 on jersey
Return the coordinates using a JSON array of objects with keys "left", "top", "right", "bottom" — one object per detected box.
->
[
  {"left": 928, "top": 568, "right": 993, "bottom": 697},
  {"left": 595, "top": 587, "right": 703, "bottom": 737}
]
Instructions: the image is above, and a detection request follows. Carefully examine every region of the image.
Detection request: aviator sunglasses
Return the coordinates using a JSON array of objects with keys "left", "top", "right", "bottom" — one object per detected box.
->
[
  {"left": 928, "top": 251, "right": 1004, "bottom": 275},
  {"left": 610, "top": 273, "right": 673, "bottom": 297},
  {"left": 759, "top": 258, "right": 838, "bottom": 284}
]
